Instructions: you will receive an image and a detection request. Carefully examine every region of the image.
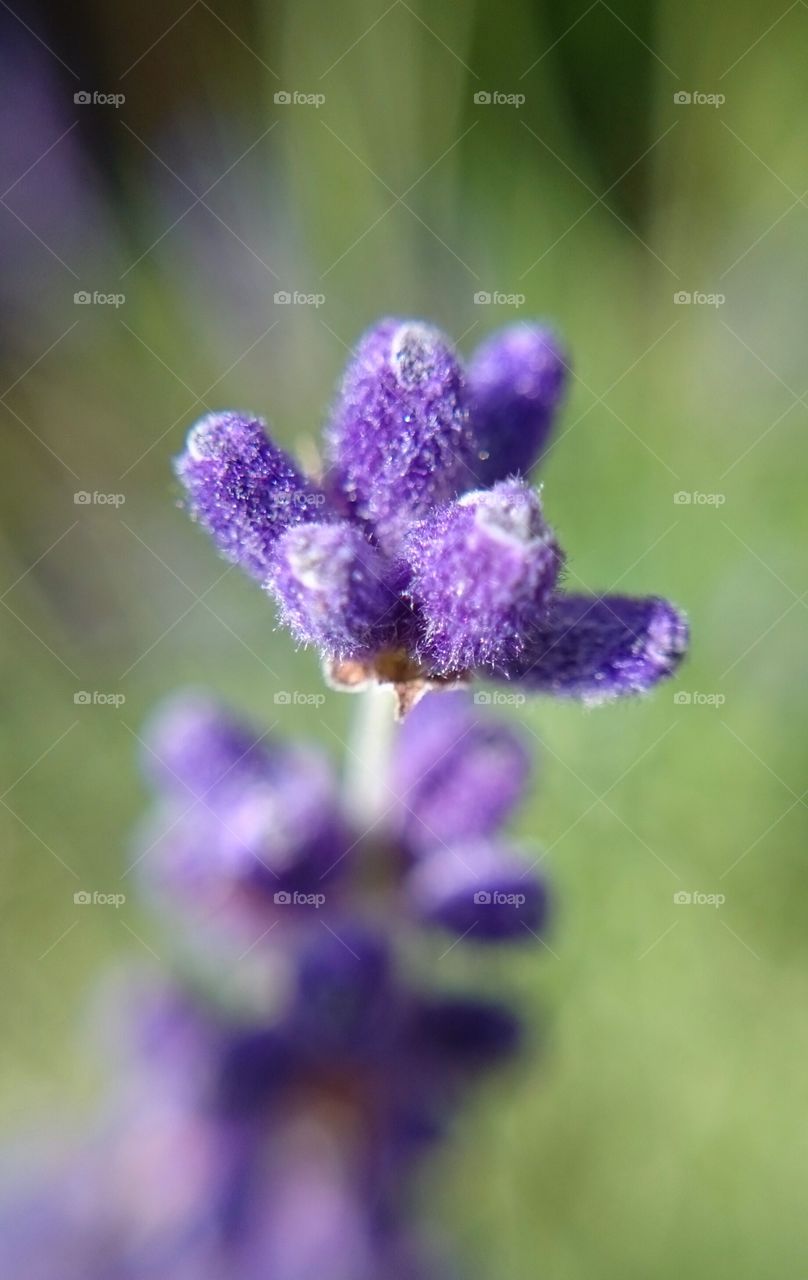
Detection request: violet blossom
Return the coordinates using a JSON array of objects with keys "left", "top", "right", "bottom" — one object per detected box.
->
[{"left": 175, "top": 317, "right": 688, "bottom": 710}]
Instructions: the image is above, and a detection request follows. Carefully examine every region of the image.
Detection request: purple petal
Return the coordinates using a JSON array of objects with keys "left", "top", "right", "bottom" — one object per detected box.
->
[
  {"left": 141, "top": 691, "right": 273, "bottom": 799},
  {"left": 407, "top": 996, "right": 522, "bottom": 1070},
  {"left": 175, "top": 411, "right": 325, "bottom": 580},
  {"left": 392, "top": 690, "right": 531, "bottom": 850},
  {"left": 268, "top": 520, "right": 404, "bottom": 660},
  {"left": 325, "top": 319, "right": 473, "bottom": 546},
  {"left": 494, "top": 593, "right": 689, "bottom": 702},
  {"left": 407, "top": 840, "right": 548, "bottom": 942},
  {"left": 404, "top": 479, "right": 562, "bottom": 674},
  {"left": 467, "top": 324, "right": 569, "bottom": 484}
]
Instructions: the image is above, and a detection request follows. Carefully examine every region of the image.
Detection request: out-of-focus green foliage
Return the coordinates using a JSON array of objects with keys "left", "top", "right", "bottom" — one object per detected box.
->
[{"left": 1, "top": 1, "right": 806, "bottom": 1275}]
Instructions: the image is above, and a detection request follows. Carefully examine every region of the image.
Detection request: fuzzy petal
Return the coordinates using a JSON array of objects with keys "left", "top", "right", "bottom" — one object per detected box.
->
[
  {"left": 467, "top": 324, "right": 568, "bottom": 484},
  {"left": 175, "top": 411, "right": 326, "bottom": 580},
  {"left": 268, "top": 520, "right": 404, "bottom": 660},
  {"left": 407, "top": 840, "right": 548, "bottom": 942},
  {"left": 405, "top": 479, "right": 562, "bottom": 674},
  {"left": 392, "top": 689, "right": 531, "bottom": 851},
  {"left": 325, "top": 319, "right": 473, "bottom": 546},
  {"left": 493, "top": 593, "right": 689, "bottom": 702}
]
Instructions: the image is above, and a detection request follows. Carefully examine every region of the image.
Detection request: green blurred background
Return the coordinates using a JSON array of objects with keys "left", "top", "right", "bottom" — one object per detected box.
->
[{"left": 2, "top": 1, "right": 807, "bottom": 1275}]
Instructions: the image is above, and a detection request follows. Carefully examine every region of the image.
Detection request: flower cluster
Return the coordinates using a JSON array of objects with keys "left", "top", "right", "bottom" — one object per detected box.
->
[
  {"left": 176, "top": 318, "right": 688, "bottom": 709},
  {"left": 2, "top": 690, "right": 544, "bottom": 1280},
  {"left": 140, "top": 687, "right": 546, "bottom": 943}
]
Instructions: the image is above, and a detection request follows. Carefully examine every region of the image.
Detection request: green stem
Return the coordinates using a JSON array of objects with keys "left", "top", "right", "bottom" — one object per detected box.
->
[{"left": 344, "top": 684, "right": 398, "bottom": 830}]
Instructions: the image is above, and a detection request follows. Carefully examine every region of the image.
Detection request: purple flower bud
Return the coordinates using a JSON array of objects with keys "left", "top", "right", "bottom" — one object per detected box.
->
[
  {"left": 325, "top": 319, "right": 473, "bottom": 545},
  {"left": 467, "top": 324, "right": 569, "bottom": 484},
  {"left": 496, "top": 593, "right": 689, "bottom": 703},
  {"left": 288, "top": 926, "right": 397, "bottom": 1061},
  {"left": 269, "top": 520, "right": 403, "bottom": 660},
  {"left": 141, "top": 691, "right": 272, "bottom": 799},
  {"left": 407, "top": 996, "right": 522, "bottom": 1071},
  {"left": 405, "top": 479, "right": 563, "bottom": 674},
  {"left": 407, "top": 841, "right": 547, "bottom": 941},
  {"left": 392, "top": 690, "right": 531, "bottom": 851},
  {"left": 175, "top": 411, "right": 323, "bottom": 580}
]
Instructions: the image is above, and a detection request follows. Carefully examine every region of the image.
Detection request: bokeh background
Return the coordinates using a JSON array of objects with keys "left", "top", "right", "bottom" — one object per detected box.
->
[{"left": 2, "top": 1, "right": 807, "bottom": 1275}]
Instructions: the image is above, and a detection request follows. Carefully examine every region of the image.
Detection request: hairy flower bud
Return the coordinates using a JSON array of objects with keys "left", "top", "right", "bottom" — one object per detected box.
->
[
  {"left": 175, "top": 412, "right": 324, "bottom": 579},
  {"left": 269, "top": 521, "right": 403, "bottom": 659},
  {"left": 495, "top": 593, "right": 689, "bottom": 703},
  {"left": 326, "top": 319, "right": 473, "bottom": 545},
  {"left": 467, "top": 324, "right": 568, "bottom": 483},
  {"left": 405, "top": 479, "right": 563, "bottom": 674}
]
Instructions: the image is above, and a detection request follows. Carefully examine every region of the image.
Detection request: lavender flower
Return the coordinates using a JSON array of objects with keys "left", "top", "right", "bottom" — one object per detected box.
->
[
  {"left": 138, "top": 689, "right": 546, "bottom": 946},
  {"left": 174, "top": 317, "right": 687, "bottom": 709}
]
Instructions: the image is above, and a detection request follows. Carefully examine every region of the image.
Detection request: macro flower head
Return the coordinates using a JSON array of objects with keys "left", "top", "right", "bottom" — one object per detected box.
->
[{"left": 176, "top": 317, "right": 688, "bottom": 712}]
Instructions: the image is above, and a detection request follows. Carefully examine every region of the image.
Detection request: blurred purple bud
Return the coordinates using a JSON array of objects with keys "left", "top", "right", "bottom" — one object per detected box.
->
[
  {"left": 392, "top": 690, "right": 531, "bottom": 850},
  {"left": 141, "top": 691, "right": 272, "bottom": 799},
  {"left": 407, "top": 840, "right": 547, "bottom": 941}
]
